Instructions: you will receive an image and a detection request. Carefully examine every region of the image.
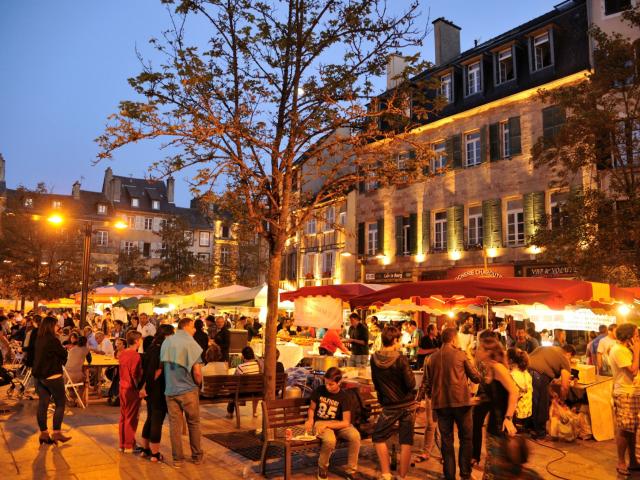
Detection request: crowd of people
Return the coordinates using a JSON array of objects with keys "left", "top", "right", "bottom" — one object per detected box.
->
[{"left": 0, "top": 305, "right": 636, "bottom": 478}]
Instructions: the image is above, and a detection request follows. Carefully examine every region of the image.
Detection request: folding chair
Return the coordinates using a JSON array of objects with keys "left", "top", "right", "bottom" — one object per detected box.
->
[{"left": 63, "top": 367, "right": 86, "bottom": 409}]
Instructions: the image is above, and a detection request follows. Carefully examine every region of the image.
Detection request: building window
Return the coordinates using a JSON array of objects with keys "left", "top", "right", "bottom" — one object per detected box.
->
[
  {"left": 97, "top": 204, "right": 107, "bottom": 215},
  {"left": 402, "top": 223, "right": 411, "bottom": 256},
  {"left": 198, "top": 253, "right": 210, "bottom": 263},
  {"left": 303, "top": 253, "right": 316, "bottom": 277},
  {"left": 440, "top": 73, "right": 453, "bottom": 103},
  {"left": 322, "top": 251, "right": 334, "bottom": 277},
  {"left": 52, "top": 200, "right": 62, "bottom": 209},
  {"left": 96, "top": 230, "right": 108, "bottom": 247},
  {"left": 152, "top": 200, "right": 160, "bottom": 210},
  {"left": 468, "top": 206, "right": 483, "bottom": 247},
  {"left": 496, "top": 48, "right": 515, "bottom": 84},
  {"left": 305, "top": 217, "right": 316, "bottom": 235},
  {"left": 366, "top": 222, "right": 378, "bottom": 256},
  {"left": 143, "top": 217, "right": 153, "bottom": 230},
  {"left": 123, "top": 241, "right": 136, "bottom": 254},
  {"left": 220, "top": 245, "right": 231, "bottom": 266},
  {"left": 219, "top": 225, "right": 229, "bottom": 238},
  {"left": 24, "top": 197, "right": 33, "bottom": 208},
  {"left": 501, "top": 121, "right": 511, "bottom": 158},
  {"left": 184, "top": 230, "right": 193, "bottom": 244},
  {"left": 506, "top": 200, "right": 525, "bottom": 246},
  {"left": 465, "top": 131, "right": 481, "bottom": 167},
  {"left": 604, "top": 0, "right": 632, "bottom": 16},
  {"left": 142, "top": 242, "right": 151, "bottom": 258},
  {"left": 397, "top": 151, "right": 410, "bottom": 171},
  {"left": 434, "top": 212, "right": 447, "bottom": 251},
  {"left": 364, "top": 170, "right": 379, "bottom": 192},
  {"left": 432, "top": 141, "right": 446, "bottom": 172},
  {"left": 127, "top": 216, "right": 136, "bottom": 229},
  {"left": 465, "top": 61, "right": 481, "bottom": 96},
  {"left": 159, "top": 219, "right": 167, "bottom": 231},
  {"left": 550, "top": 192, "right": 568, "bottom": 229},
  {"left": 324, "top": 206, "right": 335, "bottom": 231},
  {"left": 131, "top": 198, "right": 139, "bottom": 208},
  {"left": 199, "top": 231, "right": 210, "bottom": 247},
  {"left": 532, "top": 32, "right": 552, "bottom": 71},
  {"left": 614, "top": 120, "right": 640, "bottom": 167},
  {"left": 338, "top": 211, "right": 347, "bottom": 226}
]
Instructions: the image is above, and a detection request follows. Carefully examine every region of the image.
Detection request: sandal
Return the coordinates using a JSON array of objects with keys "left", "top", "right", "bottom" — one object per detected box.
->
[
  {"left": 139, "top": 448, "right": 152, "bottom": 458},
  {"left": 413, "top": 453, "right": 430, "bottom": 463},
  {"left": 149, "top": 452, "right": 164, "bottom": 463},
  {"left": 616, "top": 466, "right": 630, "bottom": 476}
]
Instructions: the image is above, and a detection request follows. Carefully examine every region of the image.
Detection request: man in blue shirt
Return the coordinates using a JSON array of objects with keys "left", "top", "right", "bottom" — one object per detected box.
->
[
  {"left": 160, "top": 317, "right": 203, "bottom": 467},
  {"left": 590, "top": 325, "right": 608, "bottom": 367}
]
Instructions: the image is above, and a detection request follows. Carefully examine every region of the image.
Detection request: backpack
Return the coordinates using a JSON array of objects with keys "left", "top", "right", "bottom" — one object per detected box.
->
[{"left": 346, "top": 388, "right": 371, "bottom": 429}]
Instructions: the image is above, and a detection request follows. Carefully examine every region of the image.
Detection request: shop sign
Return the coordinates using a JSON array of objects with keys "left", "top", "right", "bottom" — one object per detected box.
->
[
  {"left": 446, "top": 265, "right": 514, "bottom": 280},
  {"left": 515, "top": 264, "right": 576, "bottom": 278},
  {"left": 365, "top": 271, "right": 412, "bottom": 282}
]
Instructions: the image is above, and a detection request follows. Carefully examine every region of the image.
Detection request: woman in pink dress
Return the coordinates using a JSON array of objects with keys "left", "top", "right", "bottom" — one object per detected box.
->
[{"left": 118, "top": 330, "right": 143, "bottom": 452}]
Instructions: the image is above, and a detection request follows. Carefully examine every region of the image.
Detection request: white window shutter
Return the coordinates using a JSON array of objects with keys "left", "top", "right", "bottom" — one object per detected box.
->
[{"left": 135, "top": 216, "right": 144, "bottom": 230}]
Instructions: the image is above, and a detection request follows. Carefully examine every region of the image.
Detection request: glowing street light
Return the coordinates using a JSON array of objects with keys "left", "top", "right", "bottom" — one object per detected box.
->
[
  {"left": 47, "top": 214, "right": 64, "bottom": 225},
  {"left": 113, "top": 220, "right": 128, "bottom": 230},
  {"left": 618, "top": 304, "right": 631, "bottom": 316}
]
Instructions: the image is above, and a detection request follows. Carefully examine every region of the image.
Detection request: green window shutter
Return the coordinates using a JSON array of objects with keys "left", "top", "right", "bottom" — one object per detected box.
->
[
  {"left": 524, "top": 191, "right": 546, "bottom": 241},
  {"left": 480, "top": 125, "right": 488, "bottom": 164},
  {"left": 508, "top": 116, "right": 521, "bottom": 155},
  {"left": 446, "top": 205, "right": 464, "bottom": 253},
  {"left": 395, "top": 215, "right": 404, "bottom": 256},
  {"left": 452, "top": 134, "right": 462, "bottom": 168},
  {"left": 489, "top": 123, "right": 500, "bottom": 161},
  {"left": 543, "top": 105, "right": 565, "bottom": 144},
  {"left": 376, "top": 217, "right": 384, "bottom": 255},
  {"left": 422, "top": 210, "right": 431, "bottom": 254},
  {"left": 409, "top": 213, "right": 418, "bottom": 255},
  {"left": 482, "top": 199, "right": 503, "bottom": 248},
  {"left": 357, "top": 222, "right": 365, "bottom": 255}
]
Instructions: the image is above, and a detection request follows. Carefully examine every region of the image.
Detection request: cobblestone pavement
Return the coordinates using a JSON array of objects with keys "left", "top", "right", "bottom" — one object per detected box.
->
[{"left": 0, "top": 388, "right": 626, "bottom": 480}]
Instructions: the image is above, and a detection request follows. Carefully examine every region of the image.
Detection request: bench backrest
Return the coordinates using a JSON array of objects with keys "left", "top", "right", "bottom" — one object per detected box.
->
[
  {"left": 202, "top": 372, "right": 288, "bottom": 398},
  {"left": 263, "top": 397, "right": 310, "bottom": 430}
]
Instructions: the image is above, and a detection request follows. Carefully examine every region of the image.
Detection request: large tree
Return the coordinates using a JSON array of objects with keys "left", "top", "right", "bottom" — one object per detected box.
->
[
  {"left": 0, "top": 186, "right": 84, "bottom": 304},
  {"left": 530, "top": 8, "right": 640, "bottom": 285},
  {"left": 116, "top": 247, "right": 149, "bottom": 284},
  {"left": 98, "top": 0, "right": 432, "bottom": 397},
  {"left": 157, "top": 216, "right": 207, "bottom": 283}
]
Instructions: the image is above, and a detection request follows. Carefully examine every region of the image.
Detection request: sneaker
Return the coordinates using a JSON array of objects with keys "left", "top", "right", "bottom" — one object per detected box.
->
[
  {"left": 173, "top": 460, "right": 184, "bottom": 468},
  {"left": 192, "top": 455, "right": 203, "bottom": 465},
  {"left": 317, "top": 467, "right": 328, "bottom": 480},
  {"left": 226, "top": 412, "right": 234, "bottom": 419}
]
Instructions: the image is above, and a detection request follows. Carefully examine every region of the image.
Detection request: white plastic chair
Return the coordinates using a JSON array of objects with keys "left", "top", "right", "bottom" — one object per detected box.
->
[{"left": 63, "top": 366, "right": 86, "bottom": 409}]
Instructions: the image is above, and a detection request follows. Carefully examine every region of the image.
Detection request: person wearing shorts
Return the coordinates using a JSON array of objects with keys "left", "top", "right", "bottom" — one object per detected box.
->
[
  {"left": 370, "top": 325, "right": 416, "bottom": 480},
  {"left": 608, "top": 323, "right": 640, "bottom": 476}
]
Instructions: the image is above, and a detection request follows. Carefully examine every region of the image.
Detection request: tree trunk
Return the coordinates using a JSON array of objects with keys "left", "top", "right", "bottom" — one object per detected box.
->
[{"left": 263, "top": 244, "right": 283, "bottom": 401}]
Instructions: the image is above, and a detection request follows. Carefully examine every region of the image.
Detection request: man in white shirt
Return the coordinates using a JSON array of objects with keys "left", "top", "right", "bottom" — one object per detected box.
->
[
  {"left": 137, "top": 313, "right": 156, "bottom": 339},
  {"left": 93, "top": 331, "right": 114, "bottom": 356},
  {"left": 608, "top": 323, "right": 640, "bottom": 475},
  {"left": 598, "top": 323, "right": 618, "bottom": 375}
]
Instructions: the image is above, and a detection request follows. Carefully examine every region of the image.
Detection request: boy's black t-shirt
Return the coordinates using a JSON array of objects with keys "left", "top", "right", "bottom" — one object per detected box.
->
[{"left": 310, "top": 385, "right": 352, "bottom": 422}]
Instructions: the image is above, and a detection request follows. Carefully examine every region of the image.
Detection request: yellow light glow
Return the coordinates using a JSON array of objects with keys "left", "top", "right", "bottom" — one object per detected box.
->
[
  {"left": 113, "top": 220, "right": 128, "bottom": 230},
  {"left": 47, "top": 214, "right": 64, "bottom": 225},
  {"left": 486, "top": 247, "right": 498, "bottom": 258},
  {"left": 415, "top": 253, "right": 425, "bottom": 263},
  {"left": 188, "top": 273, "right": 196, "bottom": 278},
  {"left": 527, "top": 245, "right": 543, "bottom": 255},
  {"left": 340, "top": 252, "right": 352, "bottom": 257},
  {"left": 31, "top": 214, "right": 41, "bottom": 221},
  {"left": 449, "top": 250, "right": 462, "bottom": 261},
  {"left": 129, "top": 282, "right": 135, "bottom": 287},
  {"left": 618, "top": 304, "right": 631, "bottom": 316},
  {"left": 447, "top": 311, "right": 455, "bottom": 319}
]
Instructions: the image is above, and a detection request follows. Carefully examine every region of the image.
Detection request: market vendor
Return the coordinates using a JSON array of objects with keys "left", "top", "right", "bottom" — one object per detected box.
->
[{"left": 319, "top": 329, "right": 350, "bottom": 356}]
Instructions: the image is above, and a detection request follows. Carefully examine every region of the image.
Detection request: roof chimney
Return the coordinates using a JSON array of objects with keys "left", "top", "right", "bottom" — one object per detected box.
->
[
  {"left": 433, "top": 18, "right": 461, "bottom": 67},
  {"left": 103, "top": 167, "right": 113, "bottom": 199},
  {"left": 72, "top": 181, "right": 81, "bottom": 200},
  {"left": 112, "top": 177, "right": 121, "bottom": 202},
  {"left": 386, "top": 53, "right": 409, "bottom": 90},
  {"left": 167, "top": 176, "right": 175, "bottom": 204}
]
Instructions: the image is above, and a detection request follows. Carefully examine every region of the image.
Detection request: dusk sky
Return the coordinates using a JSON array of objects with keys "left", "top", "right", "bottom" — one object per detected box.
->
[{"left": 1, "top": 0, "right": 559, "bottom": 207}]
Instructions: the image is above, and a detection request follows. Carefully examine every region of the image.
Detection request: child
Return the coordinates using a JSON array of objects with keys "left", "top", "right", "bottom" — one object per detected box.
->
[
  {"left": 304, "top": 367, "right": 361, "bottom": 480},
  {"left": 507, "top": 348, "right": 532, "bottom": 431},
  {"left": 118, "top": 330, "right": 143, "bottom": 452}
]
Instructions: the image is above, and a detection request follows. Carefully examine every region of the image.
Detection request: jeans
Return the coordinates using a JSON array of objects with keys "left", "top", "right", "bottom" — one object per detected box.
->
[
  {"left": 347, "top": 354, "right": 369, "bottom": 368},
  {"left": 35, "top": 377, "right": 65, "bottom": 431},
  {"left": 436, "top": 406, "right": 473, "bottom": 480},
  {"left": 318, "top": 426, "right": 361, "bottom": 474},
  {"left": 166, "top": 389, "right": 202, "bottom": 461},
  {"left": 530, "top": 370, "right": 551, "bottom": 436},
  {"left": 472, "top": 401, "right": 491, "bottom": 462}
]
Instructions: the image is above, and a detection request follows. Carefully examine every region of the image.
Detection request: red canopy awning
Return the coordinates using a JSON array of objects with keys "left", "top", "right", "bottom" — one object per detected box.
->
[
  {"left": 611, "top": 286, "right": 640, "bottom": 304},
  {"left": 280, "top": 283, "right": 386, "bottom": 302},
  {"left": 349, "top": 277, "right": 596, "bottom": 310}
]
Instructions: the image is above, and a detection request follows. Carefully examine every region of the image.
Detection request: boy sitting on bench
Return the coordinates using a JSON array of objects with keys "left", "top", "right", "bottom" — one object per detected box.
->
[{"left": 305, "top": 367, "right": 361, "bottom": 480}]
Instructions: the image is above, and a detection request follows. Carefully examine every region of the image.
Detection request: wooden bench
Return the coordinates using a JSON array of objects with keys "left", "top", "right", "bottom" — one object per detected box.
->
[
  {"left": 200, "top": 372, "right": 287, "bottom": 428},
  {"left": 260, "top": 392, "right": 381, "bottom": 478}
]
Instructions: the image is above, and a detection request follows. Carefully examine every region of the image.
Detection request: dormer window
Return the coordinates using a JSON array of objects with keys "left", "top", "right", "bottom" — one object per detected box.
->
[
  {"left": 532, "top": 32, "right": 553, "bottom": 71},
  {"left": 97, "top": 204, "right": 107, "bottom": 215},
  {"left": 152, "top": 200, "right": 160, "bottom": 210},
  {"left": 131, "top": 198, "right": 139, "bottom": 208},
  {"left": 52, "top": 200, "right": 62, "bottom": 209},
  {"left": 604, "top": 0, "right": 631, "bottom": 16},
  {"left": 465, "top": 61, "right": 482, "bottom": 97},
  {"left": 24, "top": 198, "right": 33, "bottom": 208},
  {"left": 496, "top": 47, "right": 515, "bottom": 85},
  {"left": 439, "top": 73, "right": 453, "bottom": 103}
]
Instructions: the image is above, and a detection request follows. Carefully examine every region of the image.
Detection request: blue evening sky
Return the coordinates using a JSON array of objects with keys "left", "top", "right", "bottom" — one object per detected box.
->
[{"left": 0, "top": 0, "right": 560, "bottom": 206}]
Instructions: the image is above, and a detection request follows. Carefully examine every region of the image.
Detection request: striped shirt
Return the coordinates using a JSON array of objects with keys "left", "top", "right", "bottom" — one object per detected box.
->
[{"left": 235, "top": 360, "right": 261, "bottom": 375}]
